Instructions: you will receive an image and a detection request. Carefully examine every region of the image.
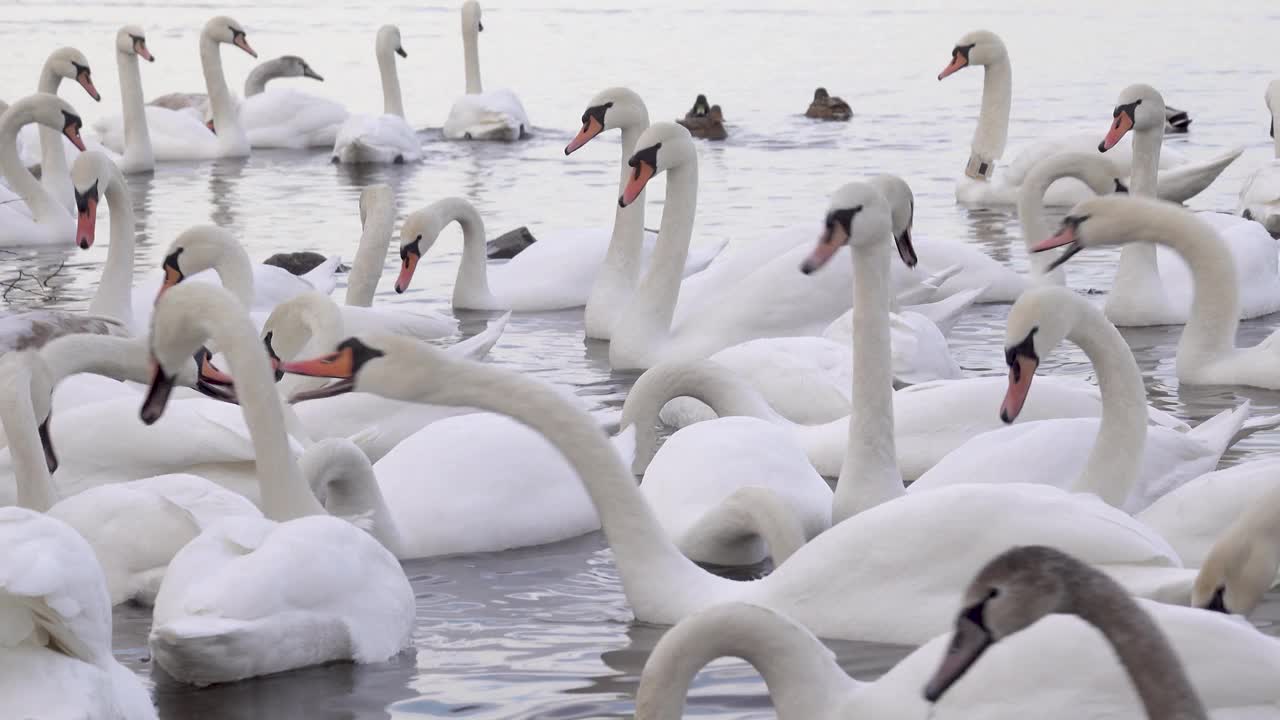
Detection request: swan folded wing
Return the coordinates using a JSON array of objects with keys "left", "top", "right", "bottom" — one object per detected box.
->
[
  {"left": 240, "top": 89, "right": 349, "bottom": 148},
  {"left": 0, "top": 311, "right": 130, "bottom": 353},
  {"left": 332, "top": 114, "right": 422, "bottom": 164},
  {"left": 888, "top": 312, "right": 962, "bottom": 385},
  {"left": 336, "top": 304, "right": 456, "bottom": 342},
  {"left": 443, "top": 90, "right": 528, "bottom": 141}
]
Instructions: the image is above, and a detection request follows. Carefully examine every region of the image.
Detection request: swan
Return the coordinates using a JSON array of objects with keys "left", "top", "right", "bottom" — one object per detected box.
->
[
  {"left": 0, "top": 94, "right": 85, "bottom": 248},
  {"left": 1037, "top": 194, "right": 1280, "bottom": 389},
  {"left": 1017, "top": 151, "right": 1128, "bottom": 285},
  {"left": 635, "top": 595, "right": 1280, "bottom": 720},
  {"left": 1097, "top": 83, "right": 1280, "bottom": 326},
  {"left": 150, "top": 54, "right": 321, "bottom": 122},
  {"left": 1191, "top": 475, "right": 1280, "bottom": 616},
  {"left": 0, "top": 508, "right": 157, "bottom": 719},
  {"left": 937, "top": 29, "right": 1239, "bottom": 206},
  {"left": 140, "top": 282, "right": 413, "bottom": 686},
  {"left": 0, "top": 348, "right": 259, "bottom": 607},
  {"left": 331, "top": 25, "right": 420, "bottom": 164},
  {"left": 1238, "top": 79, "right": 1280, "bottom": 235},
  {"left": 913, "top": 286, "right": 1269, "bottom": 513},
  {"left": 393, "top": 195, "right": 720, "bottom": 312},
  {"left": 922, "top": 545, "right": 1280, "bottom": 719},
  {"left": 13, "top": 47, "right": 100, "bottom": 213},
  {"left": 96, "top": 16, "right": 257, "bottom": 160},
  {"left": 193, "top": 55, "right": 348, "bottom": 149},
  {"left": 105, "top": 26, "right": 156, "bottom": 173},
  {"left": 442, "top": 0, "right": 529, "bottom": 142},
  {"left": 278, "top": 181, "right": 1201, "bottom": 646}
]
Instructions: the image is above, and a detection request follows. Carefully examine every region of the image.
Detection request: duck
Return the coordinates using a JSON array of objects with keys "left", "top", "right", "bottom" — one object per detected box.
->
[
  {"left": 0, "top": 94, "right": 85, "bottom": 248},
  {"left": 804, "top": 87, "right": 851, "bottom": 121},
  {"left": 1237, "top": 79, "right": 1280, "bottom": 236},
  {"left": 676, "top": 94, "right": 727, "bottom": 140},
  {"left": 13, "top": 47, "right": 101, "bottom": 213},
  {"left": 442, "top": 0, "right": 529, "bottom": 142},
  {"left": 937, "top": 29, "right": 1239, "bottom": 206},
  {"left": 331, "top": 25, "right": 421, "bottom": 164},
  {"left": 1096, "top": 83, "right": 1280, "bottom": 326}
]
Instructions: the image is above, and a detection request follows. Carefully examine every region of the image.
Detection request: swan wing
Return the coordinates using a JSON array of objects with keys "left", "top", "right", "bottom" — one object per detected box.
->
[
  {"left": 241, "top": 89, "right": 349, "bottom": 149},
  {"left": 443, "top": 89, "right": 529, "bottom": 141}
]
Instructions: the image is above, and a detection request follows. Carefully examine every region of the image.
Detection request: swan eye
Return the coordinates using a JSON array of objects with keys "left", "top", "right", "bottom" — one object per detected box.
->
[
  {"left": 1004, "top": 327, "right": 1039, "bottom": 374},
  {"left": 629, "top": 142, "right": 661, "bottom": 170},
  {"left": 74, "top": 180, "right": 99, "bottom": 214},
  {"left": 825, "top": 205, "right": 862, "bottom": 236}
]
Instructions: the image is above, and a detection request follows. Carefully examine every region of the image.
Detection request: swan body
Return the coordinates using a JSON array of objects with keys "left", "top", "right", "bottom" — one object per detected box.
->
[
  {"left": 0, "top": 508, "right": 157, "bottom": 719},
  {"left": 442, "top": 1, "right": 529, "bottom": 141},
  {"left": 640, "top": 417, "right": 831, "bottom": 566},
  {"left": 939, "top": 30, "right": 1239, "bottom": 207},
  {"left": 331, "top": 26, "right": 421, "bottom": 164},
  {"left": 0, "top": 94, "right": 85, "bottom": 247},
  {"left": 238, "top": 56, "right": 348, "bottom": 148},
  {"left": 1098, "top": 84, "right": 1280, "bottom": 326}
]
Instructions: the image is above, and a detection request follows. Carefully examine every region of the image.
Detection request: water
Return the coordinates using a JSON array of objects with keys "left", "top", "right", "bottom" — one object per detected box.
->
[{"left": 5, "top": 1, "right": 1280, "bottom": 717}]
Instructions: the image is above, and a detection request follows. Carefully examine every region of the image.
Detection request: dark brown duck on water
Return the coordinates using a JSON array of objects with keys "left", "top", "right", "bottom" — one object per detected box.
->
[
  {"left": 676, "top": 94, "right": 728, "bottom": 140},
  {"left": 805, "top": 87, "right": 851, "bottom": 121}
]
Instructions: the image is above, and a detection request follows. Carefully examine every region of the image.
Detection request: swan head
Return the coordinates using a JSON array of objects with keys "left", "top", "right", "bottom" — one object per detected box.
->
[
  {"left": 1032, "top": 195, "right": 1176, "bottom": 270},
  {"left": 462, "top": 0, "right": 484, "bottom": 33},
  {"left": 800, "top": 181, "right": 905, "bottom": 274},
  {"left": 70, "top": 151, "right": 122, "bottom": 250},
  {"left": 395, "top": 198, "right": 480, "bottom": 293},
  {"left": 271, "top": 55, "right": 324, "bottom": 82},
  {"left": 868, "top": 174, "right": 915, "bottom": 254},
  {"left": 277, "top": 334, "right": 421, "bottom": 402},
  {"left": 45, "top": 47, "right": 101, "bottom": 102},
  {"left": 116, "top": 25, "right": 154, "bottom": 62},
  {"left": 1100, "top": 83, "right": 1164, "bottom": 152},
  {"left": 1000, "top": 286, "right": 1083, "bottom": 423},
  {"left": 14, "top": 94, "right": 88, "bottom": 153},
  {"left": 937, "top": 29, "right": 1006, "bottom": 80},
  {"left": 619, "top": 122, "right": 696, "bottom": 207},
  {"left": 156, "top": 224, "right": 239, "bottom": 300},
  {"left": 1192, "top": 514, "right": 1280, "bottom": 617},
  {"left": 260, "top": 292, "right": 344, "bottom": 377},
  {"left": 204, "top": 16, "right": 257, "bottom": 58},
  {"left": 142, "top": 283, "right": 248, "bottom": 423},
  {"left": 1024, "top": 152, "right": 1128, "bottom": 198},
  {"left": 565, "top": 87, "right": 648, "bottom": 155},
  {"left": 377, "top": 25, "right": 407, "bottom": 59}
]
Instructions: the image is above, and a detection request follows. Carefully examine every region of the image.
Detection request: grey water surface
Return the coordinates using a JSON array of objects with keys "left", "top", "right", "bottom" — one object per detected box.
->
[{"left": 5, "top": 0, "right": 1280, "bottom": 717}]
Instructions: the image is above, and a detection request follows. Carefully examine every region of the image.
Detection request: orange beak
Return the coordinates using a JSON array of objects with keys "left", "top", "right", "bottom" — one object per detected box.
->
[
  {"left": 1032, "top": 223, "right": 1076, "bottom": 253},
  {"left": 135, "top": 39, "right": 154, "bottom": 62},
  {"left": 63, "top": 119, "right": 86, "bottom": 152},
  {"left": 156, "top": 265, "right": 182, "bottom": 303},
  {"left": 76, "top": 71, "right": 101, "bottom": 102},
  {"left": 206, "top": 119, "right": 216, "bottom": 134},
  {"left": 278, "top": 347, "right": 355, "bottom": 379},
  {"left": 938, "top": 54, "right": 968, "bottom": 80},
  {"left": 233, "top": 35, "right": 258, "bottom": 58},
  {"left": 619, "top": 160, "right": 655, "bottom": 207},
  {"left": 394, "top": 247, "right": 420, "bottom": 294},
  {"left": 800, "top": 222, "right": 849, "bottom": 275},
  {"left": 76, "top": 195, "right": 98, "bottom": 250},
  {"left": 565, "top": 116, "right": 604, "bottom": 155},
  {"left": 1000, "top": 354, "right": 1039, "bottom": 423},
  {"left": 1100, "top": 110, "right": 1134, "bottom": 152}
]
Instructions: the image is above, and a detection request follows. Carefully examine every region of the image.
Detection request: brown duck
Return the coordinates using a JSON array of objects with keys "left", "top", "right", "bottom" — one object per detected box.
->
[
  {"left": 676, "top": 94, "right": 728, "bottom": 140},
  {"left": 805, "top": 87, "right": 851, "bottom": 121}
]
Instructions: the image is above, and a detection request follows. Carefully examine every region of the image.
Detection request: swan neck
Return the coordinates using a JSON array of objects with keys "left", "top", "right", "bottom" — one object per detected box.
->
[
  {"left": 1017, "top": 173, "right": 1067, "bottom": 284},
  {"left": 117, "top": 50, "right": 154, "bottom": 169},
  {"left": 302, "top": 444, "right": 402, "bottom": 556},
  {"left": 1130, "top": 125, "right": 1162, "bottom": 197},
  {"left": 1110, "top": 123, "right": 1165, "bottom": 313},
  {"left": 214, "top": 243, "right": 257, "bottom": 307},
  {"left": 833, "top": 239, "right": 905, "bottom": 522},
  {"left": 378, "top": 46, "right": 405, "bottom": 118},
  {"left": 0, "top": 363, "right": 58, "bottom": 512},
  {"left": 1153, "top": 215, "right": 1241, "bottom": 365},
  {"left": 34, "top": 74, "right": 71, "bottom": 209},
  {"left": 585, "top": 118, "right": 649, "bottom": 337},
  {"left": 40, "top": 334, "right": 152, "bottom": 385},
  {"left": 635, "top": 604, "right": 852, "bottom": 720},
  {"left": 345, "top": 193, "right": 396, "bottom": 307},
  {"left": 1068, "top": 306, "right": 1146, "bottom": 507},
  {"left": 201, "top": 35, "right": 245, "bottom": 149},
  {"left": 1, "top": 107, "right": 61, "bottom": 222},
  {"left": 462, "top": 22, "right": 482, "bottom": 94},
  {"left": 450, "top": 200, "right": 498, "bottom": 307},
  {"left": 88, "top": 175, "right": 136, "bottom": 326},
  {"left": 972, "top": 59, "right": 1012, "bottom": 163},
  {"left": 242, "top": 60, "right": 282, "bottom": 96}
]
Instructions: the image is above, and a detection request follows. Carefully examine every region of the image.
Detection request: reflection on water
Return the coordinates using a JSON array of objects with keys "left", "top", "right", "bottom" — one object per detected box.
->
[{"left": 6, "top": 0, "right": 1280, "bottom": 717}]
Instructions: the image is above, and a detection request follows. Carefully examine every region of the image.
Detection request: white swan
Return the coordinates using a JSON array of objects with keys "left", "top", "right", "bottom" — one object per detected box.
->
[
  {"left": 635, "top": 596, "right": 1280, "bottom": 720},
  {"left": 277, "top": 182, "right": 1197, "bottom": 646},
  {"left": 107, "top": 26, "right": 156, "bottom": 173},
  {"left": 13, "top": 47, "right": 100, "bottom": 213},
  {"left": 0, "top": 348, "right": 259, "bottom": 607},
  {"left": 442, "top": 0, "right": 529, "bottom": 142},
  {"left": 913, "top": 286, "right": 1267, "bottom": 513},
  {"left": 232, "top": 56, "right": 349, "bottom": 149},
  {"left": 0, "top": 508, "right": 157, "bottom": 719},
  {"left": 1097, "top": 83, "right": 1280, "bottom": 326},
  {"left": 1238, "top": 79, "right": 1280, "bottom": 235},
  {"left": 1191, "top": 474, "right": 1280, "bottom": 616},
  {"left": 331, "top": 25, "right": 420, "bottom": 164},
  {"left": 1037, "top": 194, "right": 1280, "bottom": 389},
  {"left": 938, "top": 29, "right": 1239, "bottom": 206},
  {"left": 141, "top": 282, "right": 413, "bottom": 686},
  {"left": 393, "top": 195, "right": 720, "bottom": 312},
  {"left": 96, "top": 16, "right": 256, "bottom": 160},
  {"left": 0, "top": 94, "right": 84, "bottom": 247}
]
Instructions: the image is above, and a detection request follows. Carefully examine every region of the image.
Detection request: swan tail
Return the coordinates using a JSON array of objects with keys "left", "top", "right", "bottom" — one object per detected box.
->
[
  {"left": 903, "top": 284, "right": 986, "bottom": 337},
  {"left": 447, "top": 312, "right": 510, "bottom": 360},
  {"left": 1187, "top": 400, "right": 1255, "bottom": 461},
  {"left": 300, "top": 255, "right": 342, "bottom": 295},
  {"left": 148, "top": 614, "right": 354, "bottom": 687},
  {"left": 1155, "top": 146, "right": 1244, "bottom": 204},
  {"left": 1232, "top": 408, "right": 1280, "bottom": 446},
  {"left": 894, "top": 264, "right": 964, "bottom": 306}
]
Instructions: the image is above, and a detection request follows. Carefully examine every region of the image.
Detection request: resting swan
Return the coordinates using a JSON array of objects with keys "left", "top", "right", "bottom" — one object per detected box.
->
[
  {"left": 331, "top": 25, "right": 421, "bottom": 164},
  {"left": 13, "top": 47, "right": 101, "bottom": 213},
  {"left": 442, "top": 0, "right": 529, "bottom": 141},
  {"left": 0, "top": 94, "right": 85, "bottom": 248},
  {"left": 937, "top": 29, "right": 1239, "bottom": 206},
  {"left": 238, "top": 56, "right": 349, "bottom": 149},
  {"left": 142, "top": 283, "right": 414, "bottom": 686},
  {"left": 1237, "top": 79, "right": 1280, "bottom": 235},
  {"left": 1097, "top": 83, "right": 1280, "bottom": 326},
  {"left": 278, "top": 182, "right": 1198, "bottom": 646},
  {"left": 97, "top": 16, "right": 257, "bottom": 160}
]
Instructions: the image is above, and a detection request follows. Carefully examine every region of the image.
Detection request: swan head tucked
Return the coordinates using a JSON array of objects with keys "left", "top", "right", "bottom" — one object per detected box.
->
[
  {"left": 394, "top": 197, "right": 482, "bottom": 293},
  {"left": 6, "top": 93, "right": 88, "bottom": 152},
  {"left": 376, "top": 25, "right": 407, "bottom": 60},
  {"left": 800, "top": 181, "right": 905, "bottom": 275},
  {"left": 1000, "top": 286, "right": 1084, "bottom": 423},
  {"left": 44, "top": 47, "right": 100, "bottom": 102},
  {"left": 277, "top": 333, "right": 420, "bottom": 403},
  {"left": 116, "top": 25, "right": 154, "bottom": 62},
  {"left": 1100, "top": 83, "right": 1165, "bottom": 152},
  {"left": 462, "top": 0, "right": 484, "bottom": 34},
  {"left": 619, "top": 122, "right": 695, "bottom": 207},
  {"left": 565, "top": 87, "right": 648, "bottom": 155},
  {"left": 1033, "top": 195, "right": 1185, "bottom": 270},
  {"left": 937, "top": 29, "right": 1006, "bottom": 80},
  {"left": 868, "top": 173, "right": 916, "bottom": 253},
  {"left": 1192, "top": 510, "right": 1280, "bottom": 617},
  {"left": 204, "top": 15, "right": 257, "bottom": 58},
  {"left": 69, "top": 151, "right": 120, "bottom": 250}
]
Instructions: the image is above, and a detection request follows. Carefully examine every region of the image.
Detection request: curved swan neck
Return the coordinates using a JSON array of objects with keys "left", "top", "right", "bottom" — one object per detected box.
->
[
  {"left": 88, "top": 173, "right": 136, "bottom": 326},
  {"left": 0, "top": 360, "right": 58, "bottom": 512},
  {"left": 971, "top": 59, "right": 1012, "bottom": 164},
  {"left": 635, "top": 603, "right": 852, "bottom": 720},
  {"left": 209, "top": 240, "right": 256, "bottom": 307},
  {"left": 707, "top": 487, "right": 809, "bottom": 565},
  {"left": 448, "top": 199, "right": 498, "bottom": 307},
  {"left": 243, "top": 58, "right": 289, "bottom": 96},
  {"left": 1064, "top": 303, "right": 1146, "bottom": 507},
  {"left": 1109, "top": 123, "right": 1165, "bottom": 310},
  {"left": 833, "top": 238, "right": 905, "bottom": 522},
  {"left": 585, "top": 117, "right": 651, "bottom": 338},
  {"left": 392, "top": 346, "right": 727, "bottom": 618},
  {"left": 1017, "top": 171, "right": 1070, "bottom": 284},
  {"left": 377, "top": 43, "right": 405, "bottom": 118},
  {"left": 117, "top": 47, "right": 153, "bottom": 170},
  {"left": 620, "top": 359, "right": 783, "bottom": 473},
  {"left": 345, "top": 186, "right": 395, "bottom": 307},
  {"left": 40, "top": 334, "right": 156, "bottom": 386},
  {"left": 462, "top": 18, "right": 482, "bottom": 94},
  {"left": 35, "top": 68, "right": 71, "bottom": 209},
  {"left": 200, "top": 33, "right": 246, "bottom": 149},
  {"left": 1, "top": 101, "right": 62, "bottom": 223},
  {"left": 301, "top": 440, "right": 403, "bottom": 556}
]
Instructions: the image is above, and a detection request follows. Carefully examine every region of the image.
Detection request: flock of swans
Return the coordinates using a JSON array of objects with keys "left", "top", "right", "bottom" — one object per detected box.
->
[{"left": 5, "top": 7, "right": 1280, "bottom": 718}]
